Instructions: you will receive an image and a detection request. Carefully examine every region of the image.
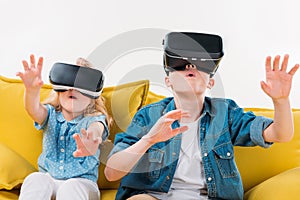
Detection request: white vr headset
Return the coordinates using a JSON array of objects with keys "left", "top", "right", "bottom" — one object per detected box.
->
[{"left": 49, "top": 63, "right": 104, "bottom": 99}]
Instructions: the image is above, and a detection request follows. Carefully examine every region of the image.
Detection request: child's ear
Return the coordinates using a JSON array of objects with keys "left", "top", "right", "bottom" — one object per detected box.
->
[
  {"left": 165, "top": 76, "right": 171, "bottom": 87},
  {"left": 207, "top": 78, "right": 215, "bottom": 89}
]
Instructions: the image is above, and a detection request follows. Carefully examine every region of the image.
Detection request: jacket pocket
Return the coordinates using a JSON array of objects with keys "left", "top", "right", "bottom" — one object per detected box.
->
[
  {"left": 147, "top": 148, "right": 164, "bottom": 179},
  {"left": 213, "top": 143, "right": 238, "bottom": 178}
]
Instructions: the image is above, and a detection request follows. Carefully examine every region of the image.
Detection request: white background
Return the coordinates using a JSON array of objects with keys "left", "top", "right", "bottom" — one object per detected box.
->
[{"left": 1, "top": 0, "right": 299, "bottom": 108}]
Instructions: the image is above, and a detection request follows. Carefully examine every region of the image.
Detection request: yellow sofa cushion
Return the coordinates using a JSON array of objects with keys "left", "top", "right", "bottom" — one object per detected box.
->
[
  {"left": 0, "top": 190, "right": 19, "bottom": 200},
  {"left": 0, "top": 76, "right": 50, "bottom": 168},
  {"left": 244, "top": 167, "right": 300, "bottom": 199},
  {"left": 0, "top": 143, "right": 36, "bottom": 190},
  {"left": 102, "top": 80, "right": 149, "bottom": 140}
]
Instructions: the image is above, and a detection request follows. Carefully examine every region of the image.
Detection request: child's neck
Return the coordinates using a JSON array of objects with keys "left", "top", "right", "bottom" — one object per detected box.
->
[
  {"left": 61, "top": 109, "right": 83, "bottom": 122},
  {"left": 174, "top": 93, "right": 205, "bottom": 123}
]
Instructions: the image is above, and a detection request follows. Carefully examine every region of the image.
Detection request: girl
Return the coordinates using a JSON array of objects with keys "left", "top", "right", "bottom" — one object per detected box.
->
[{"left": 17, "top": 55, "right": 112, "bottom": 200}]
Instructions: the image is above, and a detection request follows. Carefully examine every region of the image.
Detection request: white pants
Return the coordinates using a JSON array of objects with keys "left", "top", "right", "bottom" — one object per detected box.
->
[{"left": 19, "top": 172, "right": 100, "bottom": 200}]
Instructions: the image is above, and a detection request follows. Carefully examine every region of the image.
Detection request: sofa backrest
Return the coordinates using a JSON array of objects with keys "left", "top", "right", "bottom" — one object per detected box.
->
[
  {"left": 1, "top": 75, "right": 299, "bottom": 192},
  {"left": 0, "top": 76, "right": 46, "bottom": 167}
]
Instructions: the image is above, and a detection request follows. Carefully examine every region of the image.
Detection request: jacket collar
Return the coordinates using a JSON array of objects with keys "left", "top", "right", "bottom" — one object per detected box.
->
[{"left": 163, "top": 97, "right": 214, "bottom": 117}]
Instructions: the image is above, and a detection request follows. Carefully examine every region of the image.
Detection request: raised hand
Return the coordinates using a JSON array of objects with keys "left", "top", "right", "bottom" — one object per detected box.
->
[
  {"left": 16, "top": 54, "right": 44, "bottom": 90},
  {"left": 261, "top": 54, "right": 299, "bottom": 101},
  {"left": 141, "top": 109, "right": 190, "bottom": 145},
  {"left": 73, "top": 128, "right": 102, "bottom": 157}
]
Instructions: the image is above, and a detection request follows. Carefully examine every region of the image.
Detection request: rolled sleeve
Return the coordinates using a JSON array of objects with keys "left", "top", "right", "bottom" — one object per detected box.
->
[{"left": 250, "top": 116, "right": 273, "bottom": 148}]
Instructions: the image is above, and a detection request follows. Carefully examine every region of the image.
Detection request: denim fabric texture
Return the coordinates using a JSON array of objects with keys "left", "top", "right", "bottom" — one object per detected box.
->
[
  {"left": 35, "top": 104, "right": 109, "bottom": 182},
  {"left": 110, "top": 97, "right": 273, "bottom": 200}
]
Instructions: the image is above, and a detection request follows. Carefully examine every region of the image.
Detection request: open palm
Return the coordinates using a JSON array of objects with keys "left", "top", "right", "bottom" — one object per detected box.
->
[
  {"left": 261, "top": 55, "right": 299, "bottom": 100},
  {"left": 142, "top": 109, "right": 190, "bottom": 145},
  {"left": 16, "top": 54, "right": 44, "bottom": 89},
  {"left": 73, "top": 128, "right": 102, "bottom": 157}
]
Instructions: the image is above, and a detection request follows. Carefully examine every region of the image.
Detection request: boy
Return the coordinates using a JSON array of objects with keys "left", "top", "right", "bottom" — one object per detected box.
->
[{"left": 104, "top": 32, "right": 299, "bottom": 200}]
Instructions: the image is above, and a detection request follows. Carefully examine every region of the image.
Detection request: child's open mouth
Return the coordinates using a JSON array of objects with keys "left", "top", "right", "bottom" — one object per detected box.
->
[
  {"left": 69, "top": 95, "right": 77, "bottom": 99},
  {"left": 186, "top": 72, "right": 196, "bottom": 77}
]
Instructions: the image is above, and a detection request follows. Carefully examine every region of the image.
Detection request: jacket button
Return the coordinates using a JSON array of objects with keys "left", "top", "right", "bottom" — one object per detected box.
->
[
  {"left": 227, "top": 152, "right": 231, "bottom": 156},
  {"left": 207, "top": 177, "right": 212, "bottom": 181},
  {"left": 204, "top": 153, "right": 208, "bottom": 157}
]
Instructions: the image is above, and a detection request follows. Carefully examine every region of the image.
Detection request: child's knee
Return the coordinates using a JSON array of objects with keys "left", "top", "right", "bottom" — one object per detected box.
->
[
  {"left": 20, "top": 172, "right": 54, "bottom": 200},
  {"left": 23, "top": 172, "right": 53, "bottom": 188},
  {"left": 56, "top": 179, "right": 90, "bottom": 199}
]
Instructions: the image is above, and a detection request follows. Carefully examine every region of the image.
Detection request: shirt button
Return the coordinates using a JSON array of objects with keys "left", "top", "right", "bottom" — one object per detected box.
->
[
  {"left": 60, "top": 160, "right": 64, "bottom": 163},
  {"left": 207, "top": 177, "right": 212, "bottom": 181},
  {"left": 59, "top": 166, "right": 64, "bottom": 170},
  {"left": 227, "top": 152, "right": 231, "bottom": 157},
  {"left": 204, "top": 153, "right": 208, "bottom": 157},
  {"left": 172, "top": 152, "right": 176, "bottom": 156},
  {"left": 60, "top": 148, "right": 65, "bottom": 153},
  {"left": 60, "top": 136, "right": 64, "bottom": 140}
]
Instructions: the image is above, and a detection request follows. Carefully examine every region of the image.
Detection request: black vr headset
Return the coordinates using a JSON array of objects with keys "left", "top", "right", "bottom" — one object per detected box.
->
[
  {"left": 163, "top": 32, "right": 224, "bottom": 77},
  {"left": 49, "top": 63, "right": 104, "bottom": 99}
]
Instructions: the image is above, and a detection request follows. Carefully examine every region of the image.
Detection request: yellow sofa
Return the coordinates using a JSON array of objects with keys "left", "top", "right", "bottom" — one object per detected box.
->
[{"left": 0, "top": 75, "right": 300, "bottom": 200}]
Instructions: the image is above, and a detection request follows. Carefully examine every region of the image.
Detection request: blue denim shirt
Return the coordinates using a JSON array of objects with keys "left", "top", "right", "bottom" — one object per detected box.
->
[
  {"left": 110, "top": 97, "right": 273, "bottom": 200},
  {"left": 35, "top": 104, "right": 109, "bottom": 182}
]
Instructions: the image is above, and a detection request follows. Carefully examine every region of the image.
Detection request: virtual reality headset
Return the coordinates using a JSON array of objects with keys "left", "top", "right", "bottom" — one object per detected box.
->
[
  {"left": 49, "top": 63, "right": 104, "bottom": 99},
  {"left": 163, "top": 32, "right": 224, "bottom": 77}
]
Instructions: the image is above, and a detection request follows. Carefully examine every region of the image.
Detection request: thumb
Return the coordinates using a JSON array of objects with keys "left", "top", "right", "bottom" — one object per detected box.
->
[{"left": 260, "top": 81, "right": 269, "bottom": 94}]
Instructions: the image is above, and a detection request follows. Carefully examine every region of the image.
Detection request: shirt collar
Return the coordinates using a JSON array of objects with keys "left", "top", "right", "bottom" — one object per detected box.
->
[
  {"left": 57, "top": 112, "right": 84, "bottom": 124},
  {"left": 164, "top": 98, "right": 176, "bottom": 114}
]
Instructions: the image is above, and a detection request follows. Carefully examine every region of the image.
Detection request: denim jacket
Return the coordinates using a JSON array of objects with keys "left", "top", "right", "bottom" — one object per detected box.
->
[{"left": 110, "top": 97, "right": 273, "bottom": 200}]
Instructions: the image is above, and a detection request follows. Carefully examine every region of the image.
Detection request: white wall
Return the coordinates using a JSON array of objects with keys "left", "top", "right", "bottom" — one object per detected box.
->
[{"left": 1, "top": 0, "right": 299, "bottom": 108}]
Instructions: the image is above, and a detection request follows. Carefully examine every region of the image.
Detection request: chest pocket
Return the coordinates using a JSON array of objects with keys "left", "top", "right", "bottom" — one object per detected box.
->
[
  {"left": 147, "top": 148, "right": 164, "bottom": 179},
  {"left": 213, "top": 143, "right": 238, "bottom": 178}
]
